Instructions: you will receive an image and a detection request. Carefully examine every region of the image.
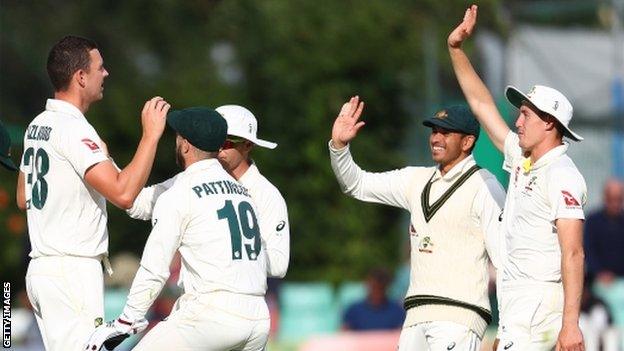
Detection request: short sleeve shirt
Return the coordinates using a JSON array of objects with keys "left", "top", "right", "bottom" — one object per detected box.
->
[
  {"left": 501, "top": 132, "right": 586, "bottom": 283},
  {"left": 20, "top": 99, "right": 108, "bottom": 257}
]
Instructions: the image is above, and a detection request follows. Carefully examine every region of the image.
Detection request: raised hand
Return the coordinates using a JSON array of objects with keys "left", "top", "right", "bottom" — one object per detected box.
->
[
  {"left": 331, "top": 96, "right": 365, "bottom": 149},
  {"left": 448, "top": 5, "right": 478, "bottom": 49},
  {"left": 141, "top": 96, "right": 171, "bottom": 141}
]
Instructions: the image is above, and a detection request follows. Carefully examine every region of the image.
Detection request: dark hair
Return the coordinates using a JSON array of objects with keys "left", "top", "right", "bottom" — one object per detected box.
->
[
  {"left": 46, "top": 35, "right": 98, "bottom": 91},
  {"left": 540, "top": 112, "right": 566, "bottom": 139}
]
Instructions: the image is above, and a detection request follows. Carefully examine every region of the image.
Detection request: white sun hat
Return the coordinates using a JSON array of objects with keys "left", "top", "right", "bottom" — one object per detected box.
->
[
  {"left": 215, "top": 105, "right": 277, "bottom": 149},
  {"left": 505, "top": 85, "right": 583, "bottom": 142}
]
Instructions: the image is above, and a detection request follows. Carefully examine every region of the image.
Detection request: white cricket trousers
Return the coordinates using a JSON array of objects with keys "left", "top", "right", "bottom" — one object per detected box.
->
[
  {"left": 398, "top": 321, "right": 481, "bottom": 351},
  {"left": 496, "top": 281, "right": 563, "bottom": 351},
  {"left": 132, "top": 291, "right": 270, "bottom": 351},
  {"left": 26, "top": 256, "right": 104, "bottom": 351}
]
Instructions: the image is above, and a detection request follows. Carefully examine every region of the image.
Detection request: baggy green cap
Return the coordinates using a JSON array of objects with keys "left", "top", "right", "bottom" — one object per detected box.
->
[
  {"left": 422, "top": 105, "right": 480, "bottom": 138},
  {"left": 166, "top": 107, "right": 228, "bottom": 152}
]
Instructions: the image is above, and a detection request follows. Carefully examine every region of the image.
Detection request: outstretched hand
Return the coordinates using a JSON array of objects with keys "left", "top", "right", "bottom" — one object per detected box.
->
[
  {"left": 448, "top": 5, "right": 478, "bottom": 49},
  {"left": 331, "top": 96, "right": 365, "bottom": 149}
]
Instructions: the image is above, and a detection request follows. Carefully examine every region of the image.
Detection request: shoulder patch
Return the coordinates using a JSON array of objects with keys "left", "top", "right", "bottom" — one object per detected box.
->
[
  {"left": 81, "top": 138, "right": 100, "bottom": 151},
  {"left": 561, "top": 190, "right": 580, "bottom": 207}
]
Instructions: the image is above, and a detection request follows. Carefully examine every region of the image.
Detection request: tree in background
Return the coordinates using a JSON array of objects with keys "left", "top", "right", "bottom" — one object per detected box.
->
[{"left": 0, "top": 0, "right": 500, "bottom": 288}]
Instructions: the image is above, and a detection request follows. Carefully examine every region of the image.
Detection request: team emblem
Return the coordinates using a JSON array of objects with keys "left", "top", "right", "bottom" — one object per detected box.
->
[
  {"left": 553, "top": 101, "right": 559, "bottom": 111},
  {"left": 418, "top": 236, "right": 434, "bottom": 253},
  {"left": 434, "top": 110, "right": 448, "bottom": 119},
  {"left": 94, "top": 317, "right": 103, "bottom": 327}
]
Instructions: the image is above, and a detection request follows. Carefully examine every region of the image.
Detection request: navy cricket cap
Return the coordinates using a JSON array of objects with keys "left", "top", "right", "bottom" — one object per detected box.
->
[
  {"left": 422, "top": 105, "right": 480, "bottom": 138},
  {"left": 0, "top": 121, "right": 18, "bottom": 171},
  {"left": 166, "top": 107, "right": 228, "bottom": 152}
]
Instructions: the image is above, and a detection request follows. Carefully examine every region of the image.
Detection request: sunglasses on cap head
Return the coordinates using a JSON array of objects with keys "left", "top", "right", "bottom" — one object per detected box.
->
[{"left": 222, "top": 136, "right": 247, "bottom": 149}]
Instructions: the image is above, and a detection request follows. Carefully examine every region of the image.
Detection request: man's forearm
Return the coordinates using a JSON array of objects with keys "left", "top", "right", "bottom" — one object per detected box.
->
[
  {"left": 561, "top": 248, "right": 584, "bottom": 326},
  {"left": 448, "top": 46, "right": 508, "bottom": 150},
  {"left": 116, "top": 135, "right": 160, "bottom": 206}
]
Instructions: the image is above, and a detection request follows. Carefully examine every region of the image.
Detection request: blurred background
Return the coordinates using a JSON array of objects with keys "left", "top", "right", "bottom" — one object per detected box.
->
[{"left": 1, "top": 0, "right": 623, "bottom": 350}]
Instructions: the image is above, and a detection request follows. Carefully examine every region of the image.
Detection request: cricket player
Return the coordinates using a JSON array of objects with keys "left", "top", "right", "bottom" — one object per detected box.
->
[
  {"left": 0, "top": 121, "right": 18, "bottom": 171},
  {"left": 448, "top": 6, "right": 586, "bottom": 350},
  {"left": 127, "top": 104, "right": 289, "bottom": 278},
  {"left": 85, "top": 107, "right": 270, "bottom": 351},
  {"left": 16, "top": 35, "right": 170, "bottom": 351},
  {"left": 330, "top": 96, "right": 506, "bottom": 350}
]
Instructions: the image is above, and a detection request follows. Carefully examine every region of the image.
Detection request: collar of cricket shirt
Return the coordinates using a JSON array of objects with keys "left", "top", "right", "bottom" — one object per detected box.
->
[
  {"left": 185, "top": 158, "right": 221, "bottom": 174},
  {"left": 431, "top": 154, "right": 476, "bottom": 182},
  {"left": 526, "top": 142, "right": 569, "bottom": 172},
  {"left": 46, "top": 99, "right": 86, "bottom": 121},
  {"left": 239, "top": 160, "right": 260, "bottom": 186}
]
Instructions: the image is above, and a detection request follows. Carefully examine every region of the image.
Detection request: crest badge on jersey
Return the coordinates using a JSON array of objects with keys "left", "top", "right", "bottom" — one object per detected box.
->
[{"left": 418, "top": 236, "right": 434, "bottom": 253}]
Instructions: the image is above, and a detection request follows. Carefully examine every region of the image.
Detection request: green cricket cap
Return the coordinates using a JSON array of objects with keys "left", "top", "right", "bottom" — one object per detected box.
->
[
  {"left": 0, "top": 121, "right": 18, "bottom": 171},
  {"left": 166, "top": 107, "right": 228, "bottom": 152},
  {"left": 422, "top": 105, "right": 480, "bottom": 138}
]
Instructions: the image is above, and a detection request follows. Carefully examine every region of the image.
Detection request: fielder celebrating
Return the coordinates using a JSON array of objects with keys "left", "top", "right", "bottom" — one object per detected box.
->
[
  {"left": 86, "top": 107, "right": 270, "bottom": 351},
  {"left": 448, "top": 6, "right": 586, "bottom": 350},
  {"left": 16, "top": 35, "right": 170, "bottom": 351},
  {"left": 127, "top": 104, "right": 289, "bottom": 278},
  {"left": 329, "top": 97, "right": 505, "bottom": 350}
]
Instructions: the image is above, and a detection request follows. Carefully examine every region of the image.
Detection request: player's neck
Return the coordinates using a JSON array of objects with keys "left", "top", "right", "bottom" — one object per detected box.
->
[
  {"left": 439, "top": 153, "right": 469, "bottom": 176},
  {"left": 230, "top": 160, "right": 251, "bottom": 180},
  {"left": 54, "top": 90, "right": 92, "bottom": 114},
  {"left": 528, "top": 137, "right": 562, "bottom": 163}
]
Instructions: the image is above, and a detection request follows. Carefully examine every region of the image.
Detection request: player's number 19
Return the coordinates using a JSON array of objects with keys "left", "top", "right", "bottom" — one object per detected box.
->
[{"left": 218, "top": 200, "right": 261, "bottom": 261}]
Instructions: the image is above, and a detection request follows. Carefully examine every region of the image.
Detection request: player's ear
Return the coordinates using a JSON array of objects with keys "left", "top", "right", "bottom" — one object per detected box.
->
[
  {"left": 74, "top": 69, "right": 87, "bottom": 88},
  {"left": 181, "top": 138, "right": 191, "bottom": 154},
  {"left": 462, "top": 134, "right": 476, "bottom": 152}
]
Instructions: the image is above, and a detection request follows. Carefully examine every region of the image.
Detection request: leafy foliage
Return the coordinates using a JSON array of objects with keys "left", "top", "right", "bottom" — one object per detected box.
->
[{"left": 1, "top": 0, "right": 501, "bottom": 289}]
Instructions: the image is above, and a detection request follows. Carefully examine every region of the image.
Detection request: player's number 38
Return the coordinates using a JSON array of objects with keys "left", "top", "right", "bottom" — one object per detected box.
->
[{"left": 23, "top": 147, "right": 50, "bottom": 209}]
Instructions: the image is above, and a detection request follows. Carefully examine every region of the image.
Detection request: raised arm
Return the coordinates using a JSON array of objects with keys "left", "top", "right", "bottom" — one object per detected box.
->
[
  {"left": 329, "top": 96, "right": 417, "bottom": 210},
  {"left": 85, "top": 97, "right": 170, "bottom": 209},
  {"left": 448, "top": 5, "right": 509, "bottom": 151}
]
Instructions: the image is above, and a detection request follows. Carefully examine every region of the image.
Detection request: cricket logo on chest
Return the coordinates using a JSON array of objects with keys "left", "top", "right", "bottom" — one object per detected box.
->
[
  {"left": 418, "top": 236, "right": 434, "bottom": 253},
  {"left": 522, "top": 175, "right": 538, "bottom": 195}
]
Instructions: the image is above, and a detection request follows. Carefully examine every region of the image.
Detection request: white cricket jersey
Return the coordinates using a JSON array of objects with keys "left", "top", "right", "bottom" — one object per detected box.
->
[
  {"left": 20, "top": 99, "right": 109, "bottom": 258},
  {"left": 123, "top": 159, "right": 268, "bottom": 320},
  {"left": 501, "top": 132, "right": 586, "bottom": 283},
  {"left": 127, "top": 161, "right": 290, "bottom": 278}
]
